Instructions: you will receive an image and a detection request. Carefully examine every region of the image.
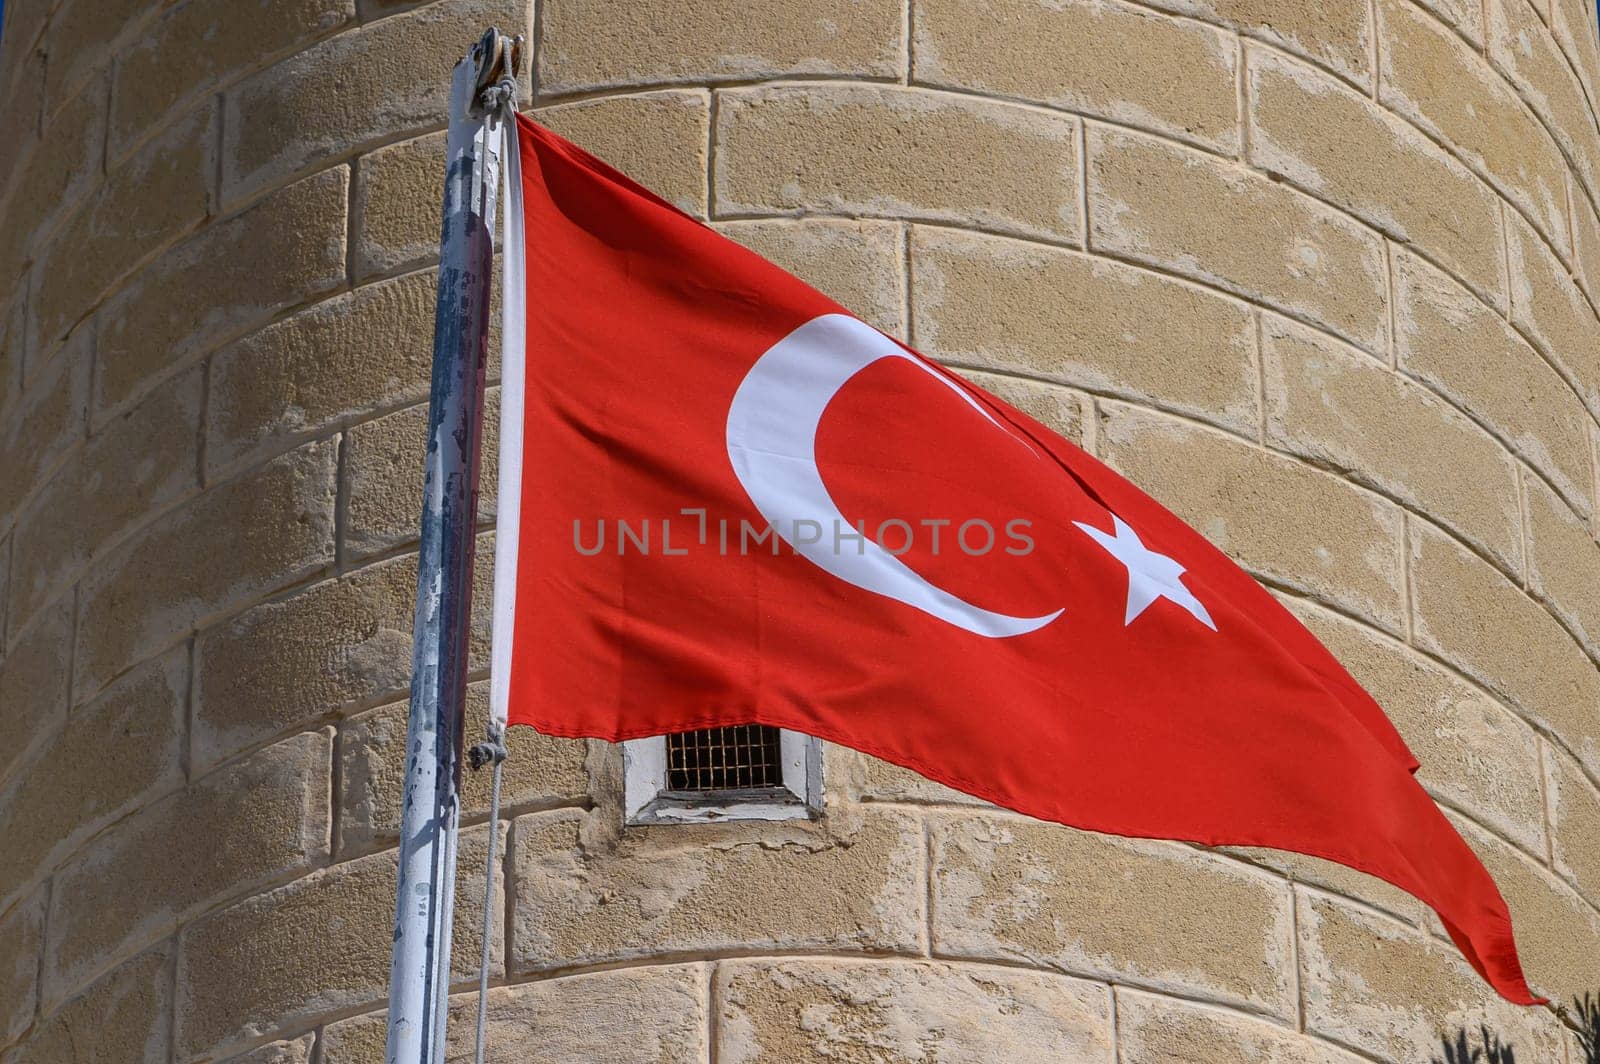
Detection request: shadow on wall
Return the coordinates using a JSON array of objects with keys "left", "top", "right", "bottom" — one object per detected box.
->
[
  {"left": 1575, "top": 993, "right": 1600, "bottom": 1064},
  {"left": 1432, "top": 1025, "right": 1517, "bottom": 1064},
  {"left": 1441, "top": 993, "right": 1600, "bottom": 1063}
]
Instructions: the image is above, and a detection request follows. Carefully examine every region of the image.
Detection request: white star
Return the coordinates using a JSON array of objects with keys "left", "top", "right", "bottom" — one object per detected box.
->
[{"left": 1073, "top": 515, "right": 1216, "bottom": 631}]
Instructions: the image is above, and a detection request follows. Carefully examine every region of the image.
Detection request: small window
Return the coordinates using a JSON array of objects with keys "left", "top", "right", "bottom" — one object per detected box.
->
[
  {"left": 623, "top": 725, "right": 823, "bottom": 824},
  {"left": 667, "top": 725, "right": 784, "bottom": 790}
]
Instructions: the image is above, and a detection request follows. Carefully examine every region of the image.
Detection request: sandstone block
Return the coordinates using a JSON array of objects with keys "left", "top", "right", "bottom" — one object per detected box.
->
[
  {"left": 343, "top": 389, "right": 498, "bottom": 560},
  {"left": 1544, "top": 743, "right": 1600, "bottom": 907},
  {"left": 95, "top": 168, "right": 348, "bottom": 421},
  {"left": 0, "top": 647, "right": 185, "bottom": 914},
  {"left": 718, "top": 959, "right": 1112, "bottom": 1063},
  {"left": 536, "top": 90, "right": 711, "bottom": 218},
  {"left": 1488, "top": 0, "right": 1600, "bottom": 213},
  {"left": 10, "top": 367, "right": 201, "bottom": 636},
  {"left": 1576, "top": 187, "right": 1600, "bottom": 306},
  {"left": 350, "top": 131, "right": 445, "bottom": 281},
  {"left": 826, "top": 745, "right": 991, "bottom": 808},
  {"left": 911, "top": 227, "right": 1257, "bottom": 435},
  {"left": 1140, "top": 0, "right": 1374, "bottom": 87},
  {"left": 222, "top": 1033, "right": 317, "bottom": 1064},
  {"left": 0, "top": 2, "right": 44, "bottom": 73},
  {"left": 1409, "top": 520, "right": 1600, "bottom": 777},
  {"left": 192, "top": 534, "right": 493, "bottom": 772},
  {"left": 510, "top": 805, "right": 923, "bottom": 971},
  {"left": 0, "top": 0, "right": 46, "bottom": 65},
  {"left": 1413, "top": 0, "right": 1487, "bottom": 42},
  {"left": 914, "top": 0, "right": 1239, "bottom": 154},
  {"left": 1549, "top": 0, "right": 1600, "bottom": 132},
  {"left": 1378, "top": 0, "right": 1567, "bottom": 252},
  {"left": 467, "top": 966, "right": 703, "bottom": 1064},
  {"left": 320, "top": 965, "right": 707, "bottom": 1063},
  {"left": 0, "top": 886, "right": 45, "bottom": 1047},
  {"left": 1223, "top": 842, "right": 1428, "bottom": 927},
  {"left": 221, "top": 0, "right": 531, "bottom": 202},
  {"left": 40, "top": 0, "right": 153, "bottom": 110},
  {"left": 716, "top": 85, "right": 1081, "bottom": 244},
  {"left": 0, "top": 79, "right": 104, "bottom": 290},
  {"left": 0, "top": 327, "right": 88, "bottom": 533},
  {"left": 1299, "top": 890, "right": 1565, "bottom": 1061},
  {"left": 0, "top": 599, "right": 74, "bottom": 786},
  {"left": 193, "top": 559, "right": 409, "bottom": 773},
  {"left": 111, "top": 0, "right": 354, "bottom": 161},
  {"left": 1524, "top": 473, "right": 1600, "bottom": 658},
  {"left": 1289, "top": 599, "right": 1546, "bottom": 855},
  {"left": 714, "top": 219, "right": 904, "bottom": 336},
  {"left": 1098, "top": 400, "right": 1407, "bottom": 633},
  {"left": 5, "top": 944, "right": 171, "bottom": 1064},
  {"left": 1117, "top": 986, "right": 1366, "bottom": 1063},
  {"left": 1394, "top": 250, "right": 1594, "bottom": 518},
  {"left": 1506, "top": 211, "right": 1600, "bottom": 422},
  {"left": 206, "top": 270, "right": 437, "bottom": 475},
  {"left": 338, "top": 680, "right": 586, "bottom": 856},
  {"left": 0, "top": 53, "right": 43, "bottom": 210},
  {"left": 1088, "top": 126, "right": 1387, "bottom": 354},
  {"left": 31, "top": 104, "right": 214, "bottom": 356},
  {"left": 0, "top": 285, "right": 24, "bottom": 419},
  {"left": 930, "top": 813, "right": 1295, "bottom": 1016},
  {"left": 175, "top": 824, "right": 502, "bottom": 1059},
  {"left": 73, "top": 440, "right": 338, "bottom": 701},
  {"left": 1263, "top": 315, "right": 1520, "bottom": 576},
  {"left": 1248, "top": 46, "right": 1503, "bottom": 303},
  {"left": 43, "top": 729, "right": 332, "bottom": 1008},
  {"left": 537, "top": 0, "right": 903, "bottom": 94}
]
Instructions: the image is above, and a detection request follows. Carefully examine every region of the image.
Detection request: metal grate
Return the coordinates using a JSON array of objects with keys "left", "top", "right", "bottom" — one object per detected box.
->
[{"left": 666, "top": 725, "right": 784, "bottom": 791}]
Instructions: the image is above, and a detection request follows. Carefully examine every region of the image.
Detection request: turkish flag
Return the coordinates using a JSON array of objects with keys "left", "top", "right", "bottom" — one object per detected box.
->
[{"left": 489, "top": 113, "right": 1538, "bottom": 1004}]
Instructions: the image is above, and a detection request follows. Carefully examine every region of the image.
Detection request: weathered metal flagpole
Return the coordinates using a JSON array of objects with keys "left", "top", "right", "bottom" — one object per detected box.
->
[{"left": 386, "top": 28, "right": 520, "bottom": 1064}]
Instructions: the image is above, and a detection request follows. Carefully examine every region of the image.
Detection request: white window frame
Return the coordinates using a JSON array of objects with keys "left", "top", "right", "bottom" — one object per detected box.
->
[{"left": 622, "top": 729, "right": 824, "bottom": 825}]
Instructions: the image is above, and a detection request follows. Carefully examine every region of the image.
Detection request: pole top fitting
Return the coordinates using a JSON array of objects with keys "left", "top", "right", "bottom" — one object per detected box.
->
[{"left": 470, "top": 27, "right": 524, "bottom": 113}]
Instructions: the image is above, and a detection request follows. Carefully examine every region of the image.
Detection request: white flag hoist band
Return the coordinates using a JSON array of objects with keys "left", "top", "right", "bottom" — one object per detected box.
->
[{"left": 385, "top": 28, "right": 524, "bottom": 1064}]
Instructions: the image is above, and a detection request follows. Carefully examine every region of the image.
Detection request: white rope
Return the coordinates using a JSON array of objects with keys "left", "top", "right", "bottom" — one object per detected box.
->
[
  {"left": 488, "top": 72, "right": 527, "bottom": 740},
  {"left": 468, "top": 720, "right": 508, "bottom": 1064},
  {"left": 467, "top": 83, "right": 518, "bottom": 1062},
  {"left": 472, "top": 71, "right": 520, "bottom": 1064}
]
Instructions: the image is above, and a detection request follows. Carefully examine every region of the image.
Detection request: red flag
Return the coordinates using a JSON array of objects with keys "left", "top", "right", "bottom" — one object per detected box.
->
[{"left": 489, "top": 113, "right": 1539, "bottom": 1004}]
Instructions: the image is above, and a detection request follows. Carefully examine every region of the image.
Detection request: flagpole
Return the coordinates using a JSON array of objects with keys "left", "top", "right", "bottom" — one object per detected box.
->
[{"left": 386, "top": 28, "right": 520, "bottom": 1064}]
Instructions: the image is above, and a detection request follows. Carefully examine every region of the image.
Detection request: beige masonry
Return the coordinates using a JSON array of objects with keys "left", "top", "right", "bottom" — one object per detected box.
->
[{"left": 1, "top": 0, "right": 1599, "bottom": 1062}]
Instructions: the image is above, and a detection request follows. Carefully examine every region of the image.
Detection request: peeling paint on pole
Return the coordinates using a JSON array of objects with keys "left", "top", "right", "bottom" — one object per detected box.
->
[{"left": 385, "top": 29, "right": 508, "bottom": 1064}]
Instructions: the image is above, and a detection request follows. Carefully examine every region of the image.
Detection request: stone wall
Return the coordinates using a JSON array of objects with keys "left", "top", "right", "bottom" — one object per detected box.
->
[{"left": 1, "top": 0, "right": 1599, "bottom": 1060}]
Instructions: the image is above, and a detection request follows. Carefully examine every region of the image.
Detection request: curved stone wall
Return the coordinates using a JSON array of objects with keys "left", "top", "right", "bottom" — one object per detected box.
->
[{"left": 1, "top": 0, "right": 1598, "bottom": 1060}]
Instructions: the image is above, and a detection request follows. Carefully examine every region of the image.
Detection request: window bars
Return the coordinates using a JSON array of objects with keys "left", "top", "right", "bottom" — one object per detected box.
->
[{"left": 666, "top": 724, "right": 787, "bottom": 791}]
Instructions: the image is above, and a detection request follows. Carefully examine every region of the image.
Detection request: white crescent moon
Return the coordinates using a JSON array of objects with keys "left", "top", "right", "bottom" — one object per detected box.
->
[{"left": 725, "top": 313, "right": 1063, "bottom": 638}]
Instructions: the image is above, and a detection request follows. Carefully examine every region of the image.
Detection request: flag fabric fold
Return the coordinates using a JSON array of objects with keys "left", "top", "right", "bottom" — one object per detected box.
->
[{"left": 489, "top": 113, "right": 1539, "bottom": 1005}]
